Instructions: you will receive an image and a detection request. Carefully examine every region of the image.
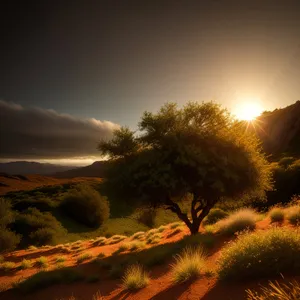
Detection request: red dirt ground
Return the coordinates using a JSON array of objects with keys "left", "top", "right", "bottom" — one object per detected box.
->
[
  {"left": 1, "top": 219, "right": 299, "bottom": 300},
  {"left": 0, "top": 174, "right": 102, "bottom": 195}
]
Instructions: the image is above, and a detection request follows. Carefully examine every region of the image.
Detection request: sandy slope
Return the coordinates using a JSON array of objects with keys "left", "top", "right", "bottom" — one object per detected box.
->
[{"left": 1, "top": 219, "right": 299, "bottom": 300}]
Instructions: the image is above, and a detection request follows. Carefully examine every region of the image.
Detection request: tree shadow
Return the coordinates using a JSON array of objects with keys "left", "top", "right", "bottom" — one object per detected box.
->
[{"left": 150, "top": 279, "right": 195, "bottom": 300}]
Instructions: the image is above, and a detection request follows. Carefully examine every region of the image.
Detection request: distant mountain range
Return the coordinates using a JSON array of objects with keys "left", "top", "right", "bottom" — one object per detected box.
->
[
  {"left": 54, "top": 161, "right": 109, "bottom": 178},
  {"left": 0, "top": 161, "right": 77, "bottom": 175}
]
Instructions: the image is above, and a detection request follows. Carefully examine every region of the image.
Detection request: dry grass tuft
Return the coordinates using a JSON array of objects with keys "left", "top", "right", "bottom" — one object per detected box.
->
[
  {"left": 171, "top": 247, "right": 206, "bottom": 283},
  {"left": 122, "top": 264, "right": 149, "bottom": 290}
]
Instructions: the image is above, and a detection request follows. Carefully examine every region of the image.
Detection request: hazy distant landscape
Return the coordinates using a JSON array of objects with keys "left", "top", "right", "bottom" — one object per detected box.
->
[
  {"left": 0, "top": 101, "right": 300, "bottom": 300},
  {"left": 1, "top": 1, "right": 300, "bottom": 299}
]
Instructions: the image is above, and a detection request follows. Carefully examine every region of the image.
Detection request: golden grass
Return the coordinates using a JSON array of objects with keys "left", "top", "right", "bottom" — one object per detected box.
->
[
  {"left": 122, "top": 264, "right": 149, "bottom": 290},
  {"left": 171, "top": 247, "right": 206, "bottom": 283}
]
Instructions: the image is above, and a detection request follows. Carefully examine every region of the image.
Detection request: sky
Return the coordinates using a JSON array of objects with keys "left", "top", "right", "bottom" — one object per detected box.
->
[{"left": 1, "top": 0, "right": 300, "bottom": 165}]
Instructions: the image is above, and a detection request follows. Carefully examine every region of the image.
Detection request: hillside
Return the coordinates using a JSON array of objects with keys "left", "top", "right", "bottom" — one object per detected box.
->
[
  {"left": 0, "top": 161, "right": 76, "bottom": 175},
  {"left": 0, "top": 174, "right": 102, "bottom": 195},
  {"left": 54, "top": 161, "right": 109, "bottom": 178},
  {"left": 257, "top": 101, "right": 300, "bottom": 157}
]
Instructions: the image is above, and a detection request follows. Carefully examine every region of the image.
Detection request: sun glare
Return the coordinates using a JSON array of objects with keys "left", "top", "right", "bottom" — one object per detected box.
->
[{"left": 234, "top": 101, "right": 263, "bottom": 121}]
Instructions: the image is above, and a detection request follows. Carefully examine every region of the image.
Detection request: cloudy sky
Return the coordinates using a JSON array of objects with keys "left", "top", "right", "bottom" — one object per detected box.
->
[{"left": 1, "top": 1, "right": 300, "bottom": 165}]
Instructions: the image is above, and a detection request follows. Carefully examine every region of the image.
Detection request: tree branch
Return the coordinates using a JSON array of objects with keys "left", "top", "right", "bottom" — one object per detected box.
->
[{"left": 165, "top": 196, "right": 192, "bottom": 229}]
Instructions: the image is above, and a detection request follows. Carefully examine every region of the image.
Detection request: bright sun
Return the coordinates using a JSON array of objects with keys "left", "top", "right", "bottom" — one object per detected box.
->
[{"left": 234, "top": 101, "right": 263, "bottom": 121}]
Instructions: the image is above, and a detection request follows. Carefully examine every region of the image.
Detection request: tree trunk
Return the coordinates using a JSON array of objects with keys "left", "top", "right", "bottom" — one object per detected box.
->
[{"left": 190, "top": 221, "right": 201, "bottom": 235}]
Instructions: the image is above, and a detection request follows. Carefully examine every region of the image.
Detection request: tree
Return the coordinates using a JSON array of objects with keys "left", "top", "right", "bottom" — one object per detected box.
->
[{"left": 99, "top": 102, "right": 272, "bottom": 234}]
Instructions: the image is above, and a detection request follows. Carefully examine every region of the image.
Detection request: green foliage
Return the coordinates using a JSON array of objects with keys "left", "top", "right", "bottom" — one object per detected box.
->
[
  {"left": 0, "top": 198, "right": 15, "bottom": 227},
  {"left": 98, "top": 126, "right": 139, "bottom": 158},
  {"left": 246, "top": 280, "right": 300, "bottom": 300},
  {"left": 122, "top": 264, "right": 149, "bottom": 290},
  {"left": 0, "top": 229, "right": 20, "bottom": 252},
  {"left": 264, "top": 158, "right": 300, "bottom": 207},
  {"left": 36, "top": 256, "right": 48, "bottom": 268},
  {"left": 100, "top": 102, "right": 272, "bottom": 235},
  {"left": 0, "top": 261, "right": 16, "bottom": 271},
  {"left": 218, "top": 228, "right": 300, "bottom": 280},
  {"left": 60, "top": 184, "right": 109, "bottom": 228},
  {"left": 203, "top": 208, "right": 229, "bottom": 225},
  {"left": 20, "top": 259, "right": 33, "bottom": 269},
  {"left": 136, "top": 207, "right": 156, "bottom": 227},
  {"left": 13, "top": 207, "right": 66, "bottom": 246},
  {"left": 77, "top": 253, "right": 92, "bottom": 263},
  {"left": 55, "top": 256, "right": 66, "bottom": 263},
  {"left": 29, "top": 228, "right": 58, "bottom": 246},
  {"left": 171, "top": 247, "right": 206, "bottom": 283},
  {"left": 217, "top": 209, "right": 258, "bottom": 235}
]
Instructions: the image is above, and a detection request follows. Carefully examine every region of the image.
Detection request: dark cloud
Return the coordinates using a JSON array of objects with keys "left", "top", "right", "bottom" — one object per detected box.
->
[{"left": 0, "top": 100, "right": 119, "bottom": 158}]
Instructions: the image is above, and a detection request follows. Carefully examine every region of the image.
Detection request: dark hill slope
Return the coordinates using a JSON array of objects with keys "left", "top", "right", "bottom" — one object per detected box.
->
[
  {"left": 54, "top": 161, "right": 109, "bottom": 178},
  {"left": 257, "top": 101, "right": 300, "bottom": 157}
]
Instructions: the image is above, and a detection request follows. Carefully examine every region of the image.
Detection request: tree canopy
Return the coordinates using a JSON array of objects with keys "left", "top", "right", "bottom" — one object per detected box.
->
[{"left": 99, "top": 102, "right": 272, "bottom": 234}]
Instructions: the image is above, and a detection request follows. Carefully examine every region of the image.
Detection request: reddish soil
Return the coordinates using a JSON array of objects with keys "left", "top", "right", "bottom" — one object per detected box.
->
[
  {"left": 0, "top": 174, "right": 102, "bottom": 195},
  {"left": 1, "top": 219, "right": 300, "bottom": 300}
]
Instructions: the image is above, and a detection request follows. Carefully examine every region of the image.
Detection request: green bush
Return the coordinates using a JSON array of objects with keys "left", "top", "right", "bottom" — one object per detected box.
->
[
  {"left": 29, "top": 228, "right": 59, "bottom": 246},
  {"left": 0, "top": 229, "right": 20, "bottom": 252},
  {"left": 218, "top": 228, "right": 300, "bottom": 280},
  {"left": 136, "top": 208, "right": 156, "bottom": 227},
  {"left": 0, "top": 198, "right": 15, "bottom": 227},
  {"left": 217, "top": 209, "right": 258, "bottom": 235},
  {"left": 203, "top": 208, "right": 228, "bottom": 225},
  {"left": 269, "top": 207, "right": 285, "bottom": 223},
  {"left": 60, "top": 184, "right": 109, "bottom": 227},
  {"left": 13, "top": 208, "right": 66, "bottom": 246}
]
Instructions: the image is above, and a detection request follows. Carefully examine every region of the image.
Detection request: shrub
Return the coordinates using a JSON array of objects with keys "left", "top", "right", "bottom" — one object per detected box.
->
[
  {"left": 217, "top": 209, "right": 258, "bottom": 235},
  {"left": 136, "top": 208, "right": 156, "bottom": 227},
  {"left": 218, "top": 228, "right": 300, "bottom": 280},
  {"left": 129, "top": 241, "right": 146, "bottom": 251},
  {"left": 122, "top": 264, "right": 149, "bottom": 290},
  {"left": 170, "top": 222, "right": 182, "bottom": 229},
  {"left": 29, "top": 228, "right": 58, "bottom": 246},
  {"left": 27, "top": 245, "right": 37, "bottom": 251},
  {"left": 55, "top": 256, "right": 66, "bottom": 263},
  {"left": 0, "top": 261, "right": 16, "bottom": 271},
  {"left": 77, "top": 253, "right": 92, "bottom": 263},
  {"left": 246, "top": 280, "right": 300, "bottom": 300},
  {"left": 60, "top": 184, "right": 109, "bottom": 228},
  {"left": 203, "top": 208, "right": 228, "bottom": 225},
  {"left": 36, "top": 256, "right": 48, "bottom": 268},
  {"left": 180, "top": 233, "right": 216, "bottom": 250},
  {"left": 20, "top": 259, "right": 32, "bottom": 269},
  {"left": 171, "top": 247, "right": 206, "bottom": 283},
  {"left": 0, "top": 198, "right": 15, "bottom": 227},
  {"left": 13, "top": 208, "right": 66, "bottom": 246},
  {"left": 286, "top": 206, "right": 300, "bottom": 225},
  {"left": 131, "top": 232, "right": 145, "bottom": 240},
  {"left": 157, "top": 225, "right": 167, "bottom": 233},
  {"left": 0, "top": 229, "right": 20, "bottom": 252},
  {"left": 269, "top": 207, "right": 285, "bottom": 223}
]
